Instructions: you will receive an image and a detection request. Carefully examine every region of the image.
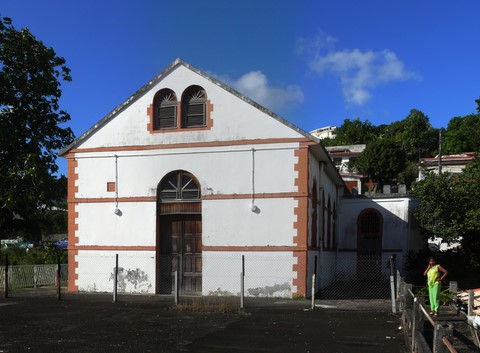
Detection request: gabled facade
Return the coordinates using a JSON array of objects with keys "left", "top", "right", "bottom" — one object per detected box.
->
[{"left": 60, "top": 59, "right": 345, "bottom": 297}]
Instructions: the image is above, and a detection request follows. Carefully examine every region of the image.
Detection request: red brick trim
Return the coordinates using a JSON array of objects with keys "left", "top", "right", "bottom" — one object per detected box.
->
[
  {"left": 292, "top": 142, "right": 310, "bottom": 297},
  {"left": 69, "top": 192, "right": 308, "bottom": 204},
  {"left": 66, "top": 154, "right": 79, "bottom": 292},
  {"left": 202, "top": 246, "right": 307, "bottom": 252},
  {"left": 71, "top": 245, "right": 156, "bottom": 251},
  {"left": 68, "top": 137, "right": 311, "bottom": 154},
  {"left": 202, "top": 192, "right": 307, "bottom": 200}
]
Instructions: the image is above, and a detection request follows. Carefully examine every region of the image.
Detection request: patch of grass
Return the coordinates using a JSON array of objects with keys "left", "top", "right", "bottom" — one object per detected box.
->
[
  {"left": 292, "top": 294, "right": 305, "bottom": 300},
  {"left": 169, "top": 296, "right": 247, "bottom": 314}
]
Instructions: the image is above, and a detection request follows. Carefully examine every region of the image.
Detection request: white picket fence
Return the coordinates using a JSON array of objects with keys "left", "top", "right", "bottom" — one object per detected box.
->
[{"left": 0, "top": 264, "right": 68, "bottom": 289}]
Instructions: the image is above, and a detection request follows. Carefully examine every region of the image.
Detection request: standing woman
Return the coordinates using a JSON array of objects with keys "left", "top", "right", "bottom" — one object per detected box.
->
[{"left": 423, "top": 256, "right": 448, "bottom": 316}]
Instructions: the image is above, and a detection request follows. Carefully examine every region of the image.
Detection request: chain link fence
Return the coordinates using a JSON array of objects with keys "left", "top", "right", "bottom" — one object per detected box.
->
[
  {"left": 318, "top": 253, "right": 391, "bottom": 299},
  {"left": 74, "top": 251, "right": 297, "bottom": 303},
  {"left": 0, "top": 258, "right": 68, "bottom": 292},
  {"left": 1, "top": 252, "right": 395, "bottom": 302}
]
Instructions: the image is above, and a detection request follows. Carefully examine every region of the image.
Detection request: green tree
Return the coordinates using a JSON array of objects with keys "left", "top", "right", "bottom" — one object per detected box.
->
[
  {"left": 443, "top": 99, "right": 480, "bottom": 154},
  {"left": 0, "top": 17, "right": 73, "bottom": 236},
  {"left": 412, "top": 157, "right": 480, "bottom": 269},
  {"left": 355, "top": 138, "right": 406, "bottom": 184},
  {"left": 393, "top": 109, "right": 438, "bottom": 161},
  {"left": 332, "top": 118, "right": 376, "bottom": 145}
]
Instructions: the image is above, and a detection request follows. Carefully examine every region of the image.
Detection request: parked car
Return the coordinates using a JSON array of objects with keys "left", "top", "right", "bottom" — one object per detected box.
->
[{"left": 53, "top": 238, "right": 68, "bottom": 249}]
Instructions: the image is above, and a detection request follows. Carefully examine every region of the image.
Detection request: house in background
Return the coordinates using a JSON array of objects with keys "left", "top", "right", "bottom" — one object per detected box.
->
[
  {"left": 418, "top": 152, "right": 476, "bottom": 180},
  {"left": 325, "top": 144, "right": 367, "bottom": 195},
  {"left": 310, "top": 126, "right": 336, "bottom": 140},
  {"left": 59, "top": 59, "right": 345, "bottom": 298}
]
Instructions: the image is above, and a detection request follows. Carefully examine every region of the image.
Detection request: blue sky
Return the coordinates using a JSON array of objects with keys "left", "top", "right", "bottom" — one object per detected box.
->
[{"left": 2, "top": 1, "right": 480, "bottom": 176}]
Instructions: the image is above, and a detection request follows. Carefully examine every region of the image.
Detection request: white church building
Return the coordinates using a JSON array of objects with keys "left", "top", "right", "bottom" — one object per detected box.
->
[{"left": 60, "top": 59, "right": 424, "bottom": 298}]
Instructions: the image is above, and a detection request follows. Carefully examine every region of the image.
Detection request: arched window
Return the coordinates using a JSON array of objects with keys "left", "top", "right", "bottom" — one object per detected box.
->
[
  {"left": 332, "top": 203, "right": 337, "bottom": 249},
  {"left": 182, "top": 86, "right": 207, "bottom": 128},
  {"left": 158, "top": 171, "right": 200, "bottom": 202},
  {"left": 327, "top": 196, "right": 331, "bottom": 249},
  {"left": 311, "top": 180, "right": 318, "bottom": 248},
  {"left": 359, "top": 209, "right": 381, "bottom": 239},
  {"left": 153, "top": 89, "right": 177, "bottom": 129}
]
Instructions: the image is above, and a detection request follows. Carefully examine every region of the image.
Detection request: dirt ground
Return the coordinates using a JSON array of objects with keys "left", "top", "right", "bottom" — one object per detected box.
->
[{"left": 0, "top": 290, "right": 406, "bottom": 353}]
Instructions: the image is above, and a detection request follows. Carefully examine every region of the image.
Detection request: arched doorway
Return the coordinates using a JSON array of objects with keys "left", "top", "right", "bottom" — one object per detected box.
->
[
  {"left": 357, "top": 208, "right": 383, "bottom": 279},
  {"left": 156, "top": 171, "right": 202, "bottom": 294}
]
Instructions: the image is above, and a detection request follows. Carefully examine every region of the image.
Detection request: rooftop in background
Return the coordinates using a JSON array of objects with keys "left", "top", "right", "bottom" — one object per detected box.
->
[
  {"left": 310, "top": 126, "right": 336, "bottom": 140},
  {"left": 418, "top": 152, "right": 476, "bottom": 180}
]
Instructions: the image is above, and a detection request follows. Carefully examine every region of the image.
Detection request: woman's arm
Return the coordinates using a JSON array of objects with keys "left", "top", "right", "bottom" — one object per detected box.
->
[
  {"left": 423, "top": 264, "right": 431, "bottom": 276},
  {"left": 438, "top": 265, "right": 448, "bottom": 281}
]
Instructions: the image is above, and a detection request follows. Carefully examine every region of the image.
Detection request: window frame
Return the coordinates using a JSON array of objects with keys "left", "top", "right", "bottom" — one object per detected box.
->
[{"left": 153, "top": 89, "right": 178, "bottom": 130}]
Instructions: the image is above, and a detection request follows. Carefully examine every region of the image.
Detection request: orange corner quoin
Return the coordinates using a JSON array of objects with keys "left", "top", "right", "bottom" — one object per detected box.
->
[
  {"left": 67, "top": 154, "right": 79, "bottom": 292},
  {"left": 292, "top": 143, "right": 310, "bottom": 297}
]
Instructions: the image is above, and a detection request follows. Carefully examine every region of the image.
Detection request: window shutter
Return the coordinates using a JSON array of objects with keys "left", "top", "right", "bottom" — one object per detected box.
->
[
  {"left": 186, "top": 103, "right": 206, "bottom": 127},
  {"left": 157, "top": 105, "right": 176, "bottom": 128}
]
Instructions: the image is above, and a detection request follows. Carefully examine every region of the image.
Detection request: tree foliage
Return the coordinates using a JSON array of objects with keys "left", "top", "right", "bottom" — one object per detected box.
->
[
  {"left": 355, "top": 138, "right": 406, "bottom": 183},
  {"left": 393, "top": 109, "right": 438, "bottom": 161},
  {"left": 0, "top": 17, "right": 73, "bottom": 233},
  {"left": 443, "top": 101, "right": 480, "bottom": 154},
  {"left": 332, "top": 118, "right": 377, "bottom": 145},
  {"left": 412, "top": 158, "right": 480, "bottom": 268},
  {"left": 412, "top": 157, "right": 480, "bottom": 241}
]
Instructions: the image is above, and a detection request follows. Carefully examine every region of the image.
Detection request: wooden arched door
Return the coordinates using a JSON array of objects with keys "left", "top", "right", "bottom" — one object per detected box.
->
[{"left": 156, "top": 171, "right": 202, "bottom": 294}]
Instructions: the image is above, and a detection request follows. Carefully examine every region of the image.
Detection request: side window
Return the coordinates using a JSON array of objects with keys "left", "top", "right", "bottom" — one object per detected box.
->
[
  {"left": 182, "top": 86, "right": 207, "bottom": 128},
  {"left": 153, "top": 89, "right": 177, "bottom": 129}
]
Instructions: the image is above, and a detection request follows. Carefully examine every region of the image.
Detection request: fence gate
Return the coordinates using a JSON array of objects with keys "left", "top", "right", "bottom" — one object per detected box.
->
[{"left": 319, "top": 254, "right": 390, "bottom": 299}]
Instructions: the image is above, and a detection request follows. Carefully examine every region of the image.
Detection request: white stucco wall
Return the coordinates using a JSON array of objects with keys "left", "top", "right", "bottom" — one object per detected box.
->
[
  {"left": 67, "top": 62, "right": 346, "bottom": 296},
  {"left": 202, "top": 251, "right": 296, "bottom": 297},
  {"left": 74, "top": 143, "right": 300, "bottom": 199},
  {"left": 75, "top": 250, "right": 155, "bottom": 293},
  {"left": 336, "top": 196, "right": 423, "bottom": 275},
  {"left": 77, "top": 65, "right": 303, "bottom": 149}
]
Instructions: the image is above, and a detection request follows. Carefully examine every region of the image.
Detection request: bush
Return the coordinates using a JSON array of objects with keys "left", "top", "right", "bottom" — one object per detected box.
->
[{"left": 0, "top": 245, "right": 67, "bottom": 265}]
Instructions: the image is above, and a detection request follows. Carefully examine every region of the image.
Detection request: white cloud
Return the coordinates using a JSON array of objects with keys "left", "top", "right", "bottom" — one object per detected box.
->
[
  {"left": 297, "top": 30, "right": 420, "bottom": 106},
  {"left": 215, "top": 70, "right": 304, "bottom": 112}
]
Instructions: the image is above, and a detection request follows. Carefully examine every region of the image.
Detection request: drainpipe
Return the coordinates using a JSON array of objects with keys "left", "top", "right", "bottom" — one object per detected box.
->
[
  {"left": 249, "top": 148, "right": 258, "bottom": 212},
  {"left": 114, "top": 155, "right": 121, "bottom": 215}
]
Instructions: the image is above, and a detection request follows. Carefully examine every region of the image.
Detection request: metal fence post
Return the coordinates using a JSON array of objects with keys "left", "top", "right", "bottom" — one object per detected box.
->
[
  {"left": 56, "top": 254, "right": 61, "bottom": 301},
  {"left": 240, "top": 255, "right": 245, "bottom": 309},
  {"left": 4, "top": 254, "right": 8, "bottom": 298},
  {"left": 389, "top": 255, "right": 396, "bottom": 313},
  {"left": 174, "top": 254, "right": 180, "bottom": 305},
  {"left": 412, "top": 297, "right": 418, "bottom": 350},
  {"left": 311, "top": 273, "right": 316, "bottom": 310},
  {"left": 113, "top": 254, "right": 118, "bottom": 303},
  {"left": 468, "top": 289, "right": 474, "bottom": 316}
]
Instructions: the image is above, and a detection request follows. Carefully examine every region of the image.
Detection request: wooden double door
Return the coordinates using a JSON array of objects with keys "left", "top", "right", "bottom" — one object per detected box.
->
[{"left": 158, "top": 215, "right": 202, "bottom": 294}]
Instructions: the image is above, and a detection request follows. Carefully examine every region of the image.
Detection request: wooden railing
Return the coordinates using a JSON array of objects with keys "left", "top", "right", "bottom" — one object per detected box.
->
[{"left": 398, "top": 275, "right": 461, "bottom": 353}]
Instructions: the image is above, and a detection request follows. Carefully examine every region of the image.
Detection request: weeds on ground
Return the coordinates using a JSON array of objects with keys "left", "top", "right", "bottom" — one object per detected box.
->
[{"left": 169, "top": 297, "right": 247, "bottom": 314}]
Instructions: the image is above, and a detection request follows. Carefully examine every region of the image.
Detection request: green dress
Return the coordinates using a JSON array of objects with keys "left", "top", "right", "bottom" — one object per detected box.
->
[{"left": 427, "top": 265, "right": 440, "bottom": 312}]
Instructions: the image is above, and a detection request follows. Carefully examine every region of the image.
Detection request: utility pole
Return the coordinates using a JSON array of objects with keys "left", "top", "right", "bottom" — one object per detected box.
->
[{"left": 438, "top": 130, "right": 443, "bottom": 175}]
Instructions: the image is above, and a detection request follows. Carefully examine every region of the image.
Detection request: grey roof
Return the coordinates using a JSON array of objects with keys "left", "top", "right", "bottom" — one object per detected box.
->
[{"left": 58, "top": 58, "right": 345, "bottom": 186}]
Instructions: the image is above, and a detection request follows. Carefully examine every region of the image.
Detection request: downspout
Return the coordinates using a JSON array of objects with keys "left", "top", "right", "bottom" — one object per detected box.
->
[
  {"left": 249, "top": 148, "right": 258, "bottom": 212},
  {"left": 318, "top": 161, "right": 324, "bottom": 292},
  {"left": 114, "top": 154, "right": 121, "bottom": 215}
]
